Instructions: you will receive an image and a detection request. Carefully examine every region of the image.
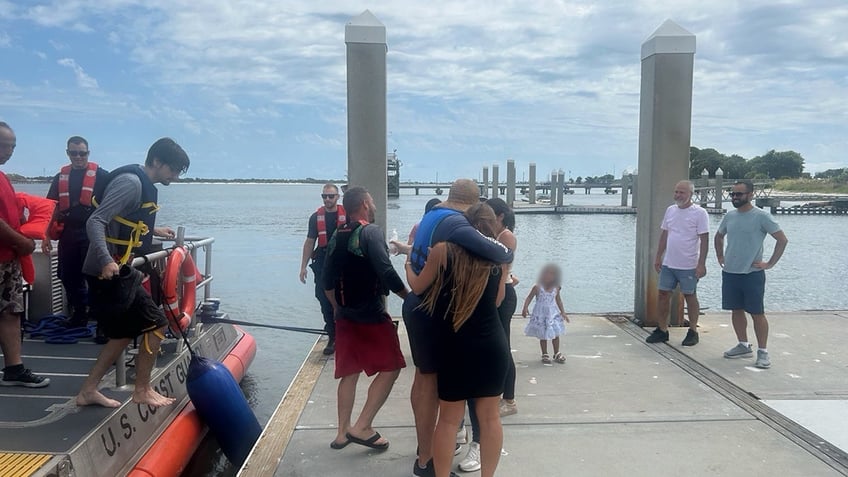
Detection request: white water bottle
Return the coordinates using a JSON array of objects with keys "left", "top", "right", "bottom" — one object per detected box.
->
[{"left": 388, "top": 229, "right": 399, "bottom": 255}]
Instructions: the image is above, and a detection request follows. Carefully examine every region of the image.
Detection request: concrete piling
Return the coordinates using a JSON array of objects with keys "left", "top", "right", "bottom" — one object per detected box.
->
[
  {"left": 492, "top": 164, "right": 500, "bottom": 199},
  {"left": 620, "top": 173, "right": 630, "bottom": 207},
  {"left": 482, "top": 166, "right": 489, "bottom": 198},
  {"left": 556, "top": 170, "right": 565, "bottom": 207},
  {"left": 529, "top": 163, "right": 537, "bottom": 204},
  {"left": 634, "top": 20, "right": 696, "bottom": 326},
  {"left": 714, "top": 168, "right": 724, "bottom": 209},
  {"left": 506, "top": 160, "right": 516, "bottom": 206},
  {"left": 345, "top": 10, "right": 388, "bottom": 232}
]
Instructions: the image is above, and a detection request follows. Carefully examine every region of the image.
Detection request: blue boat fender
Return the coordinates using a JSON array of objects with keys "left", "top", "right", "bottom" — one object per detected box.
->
[{"left": 186, "top": 355, "right": 261, "bottom": 466}]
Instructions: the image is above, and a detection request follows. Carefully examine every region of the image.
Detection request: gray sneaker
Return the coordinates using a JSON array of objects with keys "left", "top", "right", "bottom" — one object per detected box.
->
[
  {"left": 755, "top": 350, "right": 771, "bottom": 369},
  {"left": 723, "top": 343, "right": 753, "bottom": 359}
]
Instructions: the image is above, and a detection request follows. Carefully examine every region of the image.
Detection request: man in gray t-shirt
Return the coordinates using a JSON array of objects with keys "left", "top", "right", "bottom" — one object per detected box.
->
[{"left": 715, "top": 180, "right": 788, "bottom": 369}]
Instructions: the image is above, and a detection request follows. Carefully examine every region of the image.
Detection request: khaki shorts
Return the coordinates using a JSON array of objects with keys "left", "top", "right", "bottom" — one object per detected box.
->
[{"left": 0, "top": 260, "right": 24, "bottom": 314}]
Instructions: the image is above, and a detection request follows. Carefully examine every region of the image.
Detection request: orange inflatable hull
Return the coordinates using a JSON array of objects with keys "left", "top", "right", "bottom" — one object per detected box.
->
[{"left": 127, "top": 328, "right": 257, "bottom": 477}]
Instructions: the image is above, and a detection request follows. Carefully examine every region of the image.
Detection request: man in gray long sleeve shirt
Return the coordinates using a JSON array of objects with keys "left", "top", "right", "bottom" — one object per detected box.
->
[{"left": 75, "top": 138, "right": 190, "bottom": 409}]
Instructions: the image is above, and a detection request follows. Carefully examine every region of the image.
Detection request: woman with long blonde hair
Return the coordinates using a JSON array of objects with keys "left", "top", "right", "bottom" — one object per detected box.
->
[{"left": 405, "top": 203, "right": 510, "bottom": 477}]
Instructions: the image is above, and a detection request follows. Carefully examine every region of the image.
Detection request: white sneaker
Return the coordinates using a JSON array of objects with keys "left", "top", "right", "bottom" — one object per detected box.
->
[
  {"left": 456, "top": 425, "right": 468, "bottom": 444},
  {"left": 458, "top": 441, "right": 481, "bottom": 472}
]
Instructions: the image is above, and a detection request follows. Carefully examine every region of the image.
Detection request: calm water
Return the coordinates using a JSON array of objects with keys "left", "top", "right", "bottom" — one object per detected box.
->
[{"left": 14, "top": 182, "right": 848, "bottom": 475}]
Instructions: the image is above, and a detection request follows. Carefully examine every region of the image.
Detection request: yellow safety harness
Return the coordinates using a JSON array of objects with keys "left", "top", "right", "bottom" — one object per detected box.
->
[
  {"left": 106, "top": 202, "right": 160, "bottom": 265},
  {"left": 92, "top": 197, "right": 160, "bottom": 265},
  {"left": 143, "top": 328, "right": 167, "bottom": 355}
]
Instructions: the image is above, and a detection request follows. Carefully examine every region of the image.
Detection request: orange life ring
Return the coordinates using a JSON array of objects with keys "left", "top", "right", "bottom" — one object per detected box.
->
[{"left": 163, "top": 246, "right": 198, "bottom": 332}]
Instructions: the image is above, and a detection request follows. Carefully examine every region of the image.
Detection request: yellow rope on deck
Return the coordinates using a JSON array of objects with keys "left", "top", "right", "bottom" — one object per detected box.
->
[{"left": 0, "top": 452, "right": 53, "bottom": 477}]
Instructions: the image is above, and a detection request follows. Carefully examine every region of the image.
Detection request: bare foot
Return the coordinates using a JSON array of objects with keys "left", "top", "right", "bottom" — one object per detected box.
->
[
  {"left": 76, "top": 390, "right": 121, "bottom": 408},
  {"left": 132, "top": 388, "right": 176, "bottom": 407}
]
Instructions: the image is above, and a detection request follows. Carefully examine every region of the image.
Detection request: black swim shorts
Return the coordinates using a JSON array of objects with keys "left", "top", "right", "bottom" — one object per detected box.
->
[
  {"left": 87, "top": 275, "right": 169, "bottom": 339},
  {"left": 402, "top": 293, "right": 439, "bottom": 374}
]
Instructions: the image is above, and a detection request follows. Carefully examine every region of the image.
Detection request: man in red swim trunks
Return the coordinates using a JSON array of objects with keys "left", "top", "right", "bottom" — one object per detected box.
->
[{"left": 322, "top": 186, "right": 408, "bottom": 451}]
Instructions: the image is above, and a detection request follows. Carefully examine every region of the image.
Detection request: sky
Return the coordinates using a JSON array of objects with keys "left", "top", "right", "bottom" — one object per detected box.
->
[{"left": 1, "top": 0, "right": 846, "bottom": 181}]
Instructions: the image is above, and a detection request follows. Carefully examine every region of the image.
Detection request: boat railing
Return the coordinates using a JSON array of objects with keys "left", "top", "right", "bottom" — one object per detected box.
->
[{"left": 113, "top": 226, "right": 215, "bottom": 387}]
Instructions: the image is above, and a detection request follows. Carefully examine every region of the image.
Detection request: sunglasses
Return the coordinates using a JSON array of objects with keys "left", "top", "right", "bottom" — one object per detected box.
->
[
  {"left": 729, "top": 192, "right": 749, "bottom": 198},
  {"left": 321, "top": 194, "right": 337, "bottom": 199},
  {"left": 67, "top": 150, "right": 90, "bottom": 157}
]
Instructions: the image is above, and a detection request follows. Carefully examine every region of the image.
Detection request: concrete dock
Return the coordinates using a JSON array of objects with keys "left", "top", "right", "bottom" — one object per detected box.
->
[{"left": 241, "top": 311, "right": 848, "bottom": 476}]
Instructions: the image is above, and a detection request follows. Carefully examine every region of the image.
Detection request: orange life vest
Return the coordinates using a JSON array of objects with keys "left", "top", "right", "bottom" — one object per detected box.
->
[
  {"left": 316, "top": 205, "right": 346, "bottom": 248},
  {"left": 57, "top": 162, "right": 98, "bottom": 212}
]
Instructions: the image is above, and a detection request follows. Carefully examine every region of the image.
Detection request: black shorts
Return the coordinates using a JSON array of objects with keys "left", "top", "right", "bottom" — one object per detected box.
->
[
  {"left": 87, "top": 276, "right": 169, "bottom": 339},
  {"left": 721, "top": 270, "right": 766, "bottom": 315},
  {"left": 402, "top": 293, "right": 439, "bottom": 374}
]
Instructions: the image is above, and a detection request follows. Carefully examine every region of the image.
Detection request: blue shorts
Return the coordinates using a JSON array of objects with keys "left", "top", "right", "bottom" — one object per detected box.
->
[
  {"left": 658, "top": 266, "right": 698, "bottom": 295},
  {"left": 721, "top": 270, "right": 765, "bottom": 315}
]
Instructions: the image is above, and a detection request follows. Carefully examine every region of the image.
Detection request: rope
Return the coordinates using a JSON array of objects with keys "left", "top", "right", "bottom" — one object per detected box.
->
[
  {"left": 24, "top": 315, "right": 94, "bottom": 344},
  {"left": 200, "top": 316, "right": 327, "bottom": 335}
]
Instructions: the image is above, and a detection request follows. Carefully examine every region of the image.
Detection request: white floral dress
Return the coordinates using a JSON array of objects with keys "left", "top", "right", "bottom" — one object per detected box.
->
[{"left": 524, "top": 285, "right": 565, "bottom": 340}]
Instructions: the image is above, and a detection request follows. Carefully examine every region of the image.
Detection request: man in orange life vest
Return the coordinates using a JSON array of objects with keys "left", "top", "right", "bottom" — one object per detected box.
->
[
  {"left": 0, "top": 121, "right": 49, "bottom": 388},
  {"left": 299, "top": 183, "right": 346, "bottom": 355},
  {"left": 43, "top": 136, "right": 109, "bottom": 329}
]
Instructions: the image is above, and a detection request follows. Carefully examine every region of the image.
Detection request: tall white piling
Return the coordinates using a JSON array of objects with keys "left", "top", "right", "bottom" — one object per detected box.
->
[
  {"left": 634, "top": 20, "right": 696, "bottom": 326},
  {"left": 346, "top": 10, "right": 388, "bottom": 231}
]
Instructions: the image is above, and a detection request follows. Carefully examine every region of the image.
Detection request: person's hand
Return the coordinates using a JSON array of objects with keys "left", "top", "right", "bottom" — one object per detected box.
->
[
  {"left": 654, "top": 258, "right": 662, "bottom": 274},
  {"left": 717, "top": 256, "right": 725, "bottom": 268},
  {"left": 299, "top": 267, "right": 308, "bottom": 284},
  {"left": 154, "top": 227, "right": 176, "bottom": 239},
  {"left": 696, "top": 264, "right": 707, "bottom": 279},
  {"left": 41, "top": 239, "right": 52, "bottom": 254},
  {"left": 392, "top": 241, "right": 411, "bottom": 256},
  {"left": 753, "top": 261, "right": 772, "bottom": 270},
  {"left": 563, "top": 313, "right": 571, "bottom": 323},
  {"left": 511, "top": 274, "right": 520, "bottom": 286},
  {"left": 100, "top": 262, "right": 119, "bottom": 280},
  {"left": 522, "top": 307, "right": 529, "bottom": 318}
]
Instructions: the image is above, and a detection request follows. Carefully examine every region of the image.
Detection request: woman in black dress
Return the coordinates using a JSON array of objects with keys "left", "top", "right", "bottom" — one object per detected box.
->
[{"left": 405, "top": 203, "right": 509, "bottom": 477}]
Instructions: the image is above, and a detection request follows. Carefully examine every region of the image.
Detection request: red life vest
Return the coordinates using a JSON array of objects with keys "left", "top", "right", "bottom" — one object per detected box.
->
[
  {"left": 316, "top": 205, "right": 346, "bottom": 248},
  {"left": 57, "top": 162, "right": 98, "bottom": 212}
]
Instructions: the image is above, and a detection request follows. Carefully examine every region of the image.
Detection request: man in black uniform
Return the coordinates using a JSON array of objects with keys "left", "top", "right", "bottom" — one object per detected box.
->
[
  {"left": 43, "top": 136, "right": 109, "bottom": 328},
  {"left": 299, "top": 183, "right": 345, "bottom": 355}
]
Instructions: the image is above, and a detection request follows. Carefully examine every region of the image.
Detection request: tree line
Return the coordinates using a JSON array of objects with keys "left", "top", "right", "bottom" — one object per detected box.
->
[{"left": 688, "top": 147, "right": 806, "bottom": 180}]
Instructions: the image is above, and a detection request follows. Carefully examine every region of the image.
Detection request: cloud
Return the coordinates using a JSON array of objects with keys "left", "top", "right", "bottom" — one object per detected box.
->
[
  {"left": 56, "top": 57, "right": 99, "bottom": 89},
  {"left": 2, "top": 0, "right": 847, "bottom": 178},
  {"left": 0, "top": 31, "right": 9, "bottom": 47}
]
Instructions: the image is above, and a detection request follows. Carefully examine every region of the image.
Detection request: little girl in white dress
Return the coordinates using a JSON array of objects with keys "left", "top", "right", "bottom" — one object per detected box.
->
[{"left": 522, "top": 263, "right": 570, "bottom": 364}]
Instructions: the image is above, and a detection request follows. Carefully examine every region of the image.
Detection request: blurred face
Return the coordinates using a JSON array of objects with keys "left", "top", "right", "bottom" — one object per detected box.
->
[
  {"left": 66, "top": 141, "right": 90, "bottom": 169},
  {"left": 321, "top": 187, "right": 339, "bottom": 209},
  {"left": 673, "top": 182, "right": 693, "bottom": 207},
  {"left": 151, "top": 159, "right": 181, "bottom": 186},
  {"left": 730, "top": 184, "right": 752, "bottom": 208},
  {"left": 0, "top": 128, "right": 16, "bottom": 165},
  {"left": 541, "top": 268, "right": 556, "bottom": 286}
]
